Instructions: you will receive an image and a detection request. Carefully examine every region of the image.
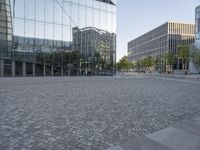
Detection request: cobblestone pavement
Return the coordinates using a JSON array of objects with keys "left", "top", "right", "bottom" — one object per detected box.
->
[{"left": 0, "top": 75, "right": 200, "bottom": 150}]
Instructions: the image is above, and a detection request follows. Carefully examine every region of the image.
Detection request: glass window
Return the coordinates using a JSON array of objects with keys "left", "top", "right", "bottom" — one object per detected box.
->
[
  {"left": 13, "top": 18, "right": 24, "bottom": 36},
  {"left": 79, "top": 6, "right": 86, "bottom": 28},
  {"left": 45, "top": 0, "right": 53, "bottom": 23},
  {"left": 86, "top": 7, "right": 93, "bottom": 27},
  {"left": 36, "top": 0, "right": 45, "bottom": 21},
  {"left": 15, "top": 0, "right": 24, "bottom": 18},
  {"left": 0, "top": 27, "right": 7, "bottom": 34},
  {"left": 7, "top": 28, "right": 12, "bottom": 34},
  {"left": 94, "top": 9, "right": 100, "bottom": 29},
  {"left": 7, "top": 34, "right": 12, "bottom": 41},
  {"left": 36, "top": 22, "right": 45, "bottom": 39},
  {"left": 63, "top": 26, "right": 71, "bottom": 42},
  {"left": 87, "top": 0, "right": 93, "bottom": 7},
  {"left": 71, "top": 0, "right": 78, "bottom": 4},
  {"left": 63, "top": 2, "right": 70, "bottom": 26},
  {"left": 79, "top": 0, "right": 86, "bottom": 6},
  {"left": 54, "top": 24, "right": 62, "bottom": 41},
  {"left": 25, "top": 0, "right": 34, "bottom": 20},
  {"left": 100, "top": 10, "right": 106, "bottom": 30},
  {"left": 107, "top": 12, "right": 112, "bottom": 32},
  {"left": 0, "top": 21, "right": 7, "bottom": 27},
  {"left": 55, "top": 1, "right": 62, "bottom": 24},
  {"left": 71, "top": 3, "right": 79, "bottom": 27},
  {"left": 25, "top": 20, "right": 34, "bottom": 37},
  {"left": 45, "top": 23, "right": 53, "bottom": 40}
]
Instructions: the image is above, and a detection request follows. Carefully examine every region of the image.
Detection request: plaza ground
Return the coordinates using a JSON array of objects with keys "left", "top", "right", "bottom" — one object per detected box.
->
[{"left": 0, "top": 75, "right": 200, "bottom": 150}]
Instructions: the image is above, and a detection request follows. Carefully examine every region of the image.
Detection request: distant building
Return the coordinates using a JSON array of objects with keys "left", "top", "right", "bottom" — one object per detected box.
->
[
  {"left": 128, "top": 22, "right": 195, "bottom": 70},
  {"left": 195, "top": 5, "right": 200, "bottom": 49},
  {"left": 190, "top": 5, "right": 200, "bottom": 73}
]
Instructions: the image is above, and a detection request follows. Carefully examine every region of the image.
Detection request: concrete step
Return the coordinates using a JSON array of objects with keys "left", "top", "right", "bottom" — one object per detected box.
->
[
  {"left": 107, "top": 117, "right": 200, "bottom": 150},
  {"left": 107, "top": 136, "right": 172, "bottom": 150},
  {"left": 172, "top": 119, "right": 200, "bottom": 137},
  {"left": 147, "top": 127, "right": 200, "bottom": 150},
  {"left": 121, "top": 136, "right": 172, "bottom": 150}
]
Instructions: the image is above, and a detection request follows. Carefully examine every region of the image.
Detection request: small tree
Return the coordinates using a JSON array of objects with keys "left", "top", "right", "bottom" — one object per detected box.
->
[
  {"left": 136, "top": 59, "right": 142, "bottom": 71},
  {"left": 164, "top": 52, "right": 175, "bottom": 74},
  {"left": 140, "top": 58, "right": 146, "bottom": 71},
  {"left": 146, "top": 56, "right": 155, "bottom": 69},
  {"left": 117, "top": 56, "right": 133, "bottom": 71},
  {"left": 177, "top": 45, "right": 190, "bottom": 71},
  {"left": 192, "top": 50, "right": 200, "bottom": 66}
]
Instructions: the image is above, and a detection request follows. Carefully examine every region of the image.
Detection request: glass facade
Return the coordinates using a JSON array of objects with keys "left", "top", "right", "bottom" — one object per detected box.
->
[
  {"left": 195, "top": 5, "right": 200, "bottom": 49},
  {"left": 0, "top": 0, "right": 13, "bottom": 57},
  {"left": 0, "top": 0, "right": 116, "bottom": 76},
  {"left": 128, "top": 22, "right": 195, "bottom": 71}
]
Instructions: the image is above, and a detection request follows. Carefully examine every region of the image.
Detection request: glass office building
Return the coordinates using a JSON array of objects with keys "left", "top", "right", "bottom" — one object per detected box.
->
[
  {"left": 0, "top": 0, "right": 13, "bottom": 57},
  {"left": 190, "top": 5, "right": 200, "bottom": 74},
  {"left": 0, "top": 0, "right": 117, "bottom": 76},
  {"left": 128, "top": 22, "right": 195, "bottom": 71},
  {"left": 195, "top": 5, "right": 200, "bottom": 49}
]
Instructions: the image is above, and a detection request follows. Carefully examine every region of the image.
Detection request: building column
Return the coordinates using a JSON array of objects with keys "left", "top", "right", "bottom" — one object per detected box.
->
[
  {"left": 51, "top": 66, "right": 54, "bottom": 77},
  {"left": 0, "top": 59, "right": 4, "bottom": 77},
  {"left": 43, "top": 64, "right": 46, "bottom": 77},
  {"left": 68, "top": 69, "right": 70, "bottom": 76},
  {"left": 12, "top": 60, "right": 15, "bottom": 77},
  {"left": 32, "top": 63, "right": 35, "bottom": 77},
  {"left": 177, "top": 58, "right": 180, "bottom": 70},
  {"left": 22, "top": 62, "right": 26, "bottom": 77},
  {"left": 61, "top": 67, "right": 63, "bottom": 76}
]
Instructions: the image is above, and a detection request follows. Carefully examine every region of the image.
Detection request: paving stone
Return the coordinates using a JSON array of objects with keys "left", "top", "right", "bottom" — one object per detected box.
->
[
  {"left": 194, "top": 117, "right": 200, "bottom": 124},
  {"left": 173, "top": 120, "right": 200, "bottom": 137},
  {"left": 147, "top": 127, "right": 200, "bottom": 150},
  {"left": 106, "top": 145, "right": 125, "bottom": 150},
  {"left": 120, "top": 136, "right": 172, "bottom": 150},
  {"left": 1, "top": 76, "right": 200, "bottom": 150}
]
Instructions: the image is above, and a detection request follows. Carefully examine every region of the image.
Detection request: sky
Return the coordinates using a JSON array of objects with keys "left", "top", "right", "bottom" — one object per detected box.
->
[{"left": 116, "top": 0, "right": 200, "bottom": 61}]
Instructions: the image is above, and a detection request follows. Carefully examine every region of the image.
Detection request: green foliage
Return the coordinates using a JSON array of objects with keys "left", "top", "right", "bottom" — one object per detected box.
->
[
  {"left": 117, "top": 56, "right": 133, "bottom": 70},
  {"left": 135, "top": 56, "right": 155, "bottom": 69},
  {"left": 145, "top": 56, "right": 155, "bottom": 68},
  {"left": 36, "top": 51, "right": 84, "bottom": 66},
  {"left": 177, "top": 45, "right": 190, "bottom": 63},
  {"left": 164, "top": 52, "right": 175, "bottom": 65},
  {"left": 192, "top": 50, "right": 200, "bottom": 66}
]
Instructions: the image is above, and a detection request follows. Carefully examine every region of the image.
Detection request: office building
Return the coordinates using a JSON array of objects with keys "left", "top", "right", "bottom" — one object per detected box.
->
[
  {"left": 0, "top": 0, "right": 117, "bottom": 77},
  {"left": 128, "top": 22, "right": 195, "bottom": 70},
  {"left": 195, "top": 5, "right": 200, "bottom": 49},
  {"left": 190, "top": 5, "right": 200, "bottom": 73}
]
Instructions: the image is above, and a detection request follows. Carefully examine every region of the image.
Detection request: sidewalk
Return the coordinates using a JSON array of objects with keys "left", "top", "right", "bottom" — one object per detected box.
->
[
  {"left": 107, "top": 117, "right": 200, "bottom": 150},
  {"left": 145, "top": 72, "right": 200, "bottom": 80}
]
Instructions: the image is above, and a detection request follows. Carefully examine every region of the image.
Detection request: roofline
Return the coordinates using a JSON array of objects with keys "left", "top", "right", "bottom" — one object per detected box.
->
[
  {"left": 128, "top": 21, "right": 195, "bottom": 45},
  {"left": 196, "top": 5, "right": 200, "bottom": 11}
]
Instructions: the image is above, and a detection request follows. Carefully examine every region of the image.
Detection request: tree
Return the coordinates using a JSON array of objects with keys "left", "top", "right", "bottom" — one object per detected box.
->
[
  {"left": 177, "top": 45, "right": 190, "bottom": 71},
  {"left": 145, "top": 56, "right": 155, "bottom": 68},
  {"left": 164, "top": 52, "right": 175, "bottom": 74},
  {"left": 192, "top": 50, "right": 200, "bottom": 66},
  {"left": 117, "top": 56, "right": 133, "bottom": 71},
  {"left": 155, "top": 57, "right": 160, "bottom": 70}
]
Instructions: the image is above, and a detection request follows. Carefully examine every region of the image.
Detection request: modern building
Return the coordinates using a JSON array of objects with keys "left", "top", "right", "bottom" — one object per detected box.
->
[
  {"left": 128, "top": 22, "right": 195, "bottom": 70},
  {"left": 0, "top": 0, "right": 117, "bottom": 77},
  {"left": 190, "top": 5, "right": 200, "bottom": 73},
  {"left": 195, "top": 5, "right": 200, "bottom": 49}
]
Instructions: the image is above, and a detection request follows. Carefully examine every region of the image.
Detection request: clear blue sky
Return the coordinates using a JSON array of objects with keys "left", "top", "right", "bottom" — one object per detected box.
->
[{"left": 117, "top": 0, "right": 200, "bottom": 61}]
